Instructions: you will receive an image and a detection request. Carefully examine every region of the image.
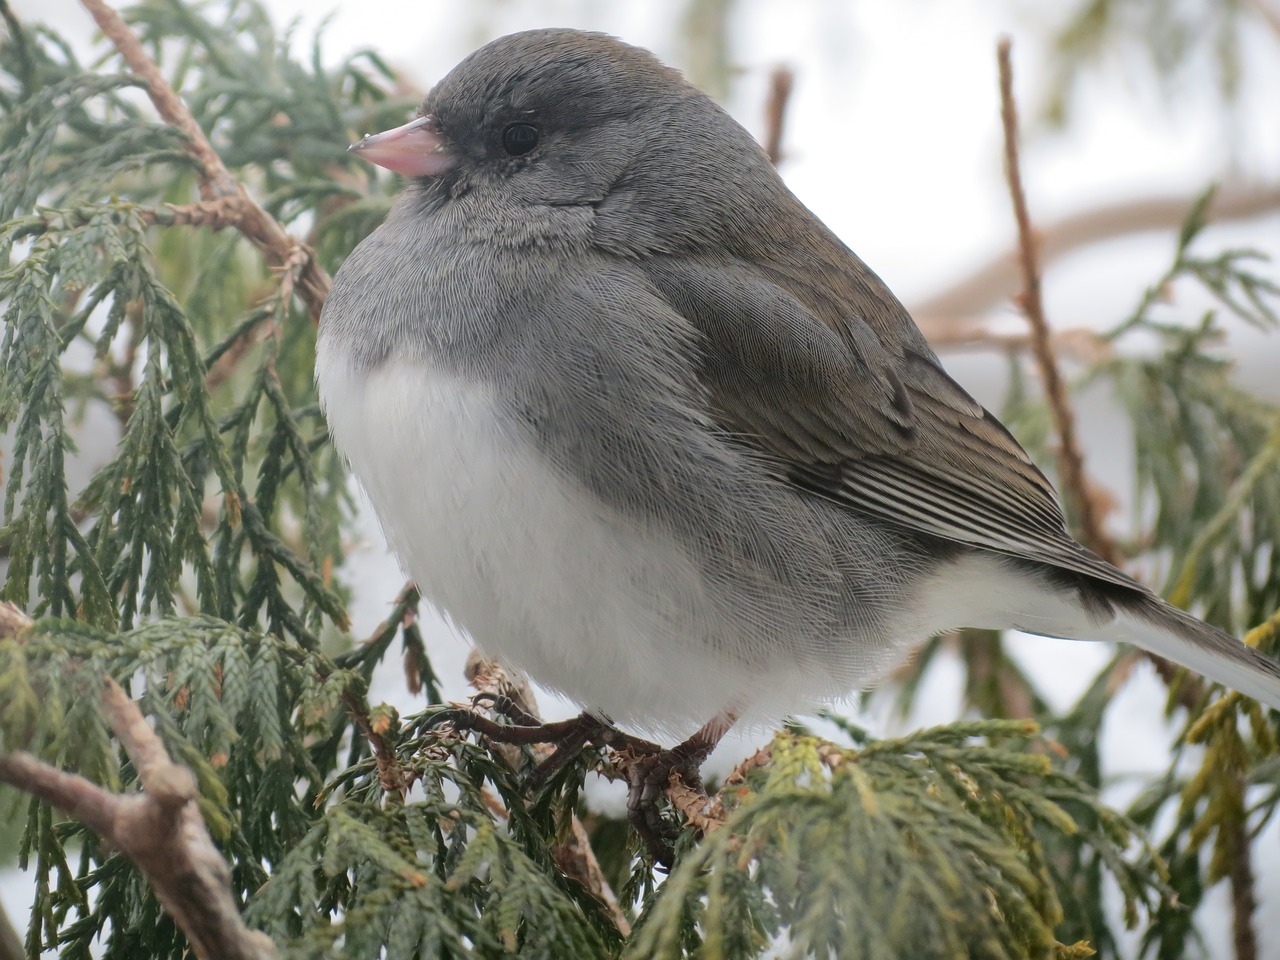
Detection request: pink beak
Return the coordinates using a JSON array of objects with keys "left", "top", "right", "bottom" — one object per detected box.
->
[{"left": 349, "top": 115, "right": 455, "bottom": 177}]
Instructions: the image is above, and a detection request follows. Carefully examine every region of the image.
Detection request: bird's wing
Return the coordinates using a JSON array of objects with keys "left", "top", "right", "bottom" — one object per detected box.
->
[{"left": 642, "top": 254, "right": 1140, "bottom": 591}]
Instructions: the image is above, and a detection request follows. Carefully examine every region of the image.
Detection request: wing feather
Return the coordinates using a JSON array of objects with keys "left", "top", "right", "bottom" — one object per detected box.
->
[{"left": 641, "top": 253, "right": 1140, "bottom": 592}]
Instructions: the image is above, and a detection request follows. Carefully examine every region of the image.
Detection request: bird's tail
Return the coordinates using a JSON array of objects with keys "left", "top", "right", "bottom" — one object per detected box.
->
[
  {"left": 918, "top": 553, "right": 1280, "bottom": 709},
  {"left": 1091, "top": 594, "right": 1280, "bottom": 710}
]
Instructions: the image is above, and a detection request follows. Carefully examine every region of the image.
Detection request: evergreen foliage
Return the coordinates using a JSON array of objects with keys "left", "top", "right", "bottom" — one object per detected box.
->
[{"left": 1, "top": 2, "right": 1278, "bottom": 958}]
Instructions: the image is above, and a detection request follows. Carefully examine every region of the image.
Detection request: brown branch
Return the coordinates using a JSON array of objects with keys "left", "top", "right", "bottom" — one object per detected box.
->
[
  {"left": 664, "top": 743, "right": 773, "bottom": 837},
  {"left": 78, "top": 0, "right": 331, "bottom": 322},
  {"left": 1227, "top": 772, "right": 1259, "bottom": 960},
  {"left": 916, "top": 321, "right": 1110, "bottom": 361},
  {"left": 762, "top": 65, "right": 794, "bottom": 166},
  {"left": 77, "top": 0, "right": 236, "bottom": 202},
  {"left": 910, "top": 182, "right": 1280, "bottom": 325},
  {"left": 995, "top": 41, "right": 1216, "bottom": 713},
  {"left": 0, "top": 678, "right": 276, "bottom": 960},
  {"left": 342, "top": 690, "right": 407, "bottom": 800},
  {"left": 997, "top": 38, "right": 1117, "bottom": 565}
]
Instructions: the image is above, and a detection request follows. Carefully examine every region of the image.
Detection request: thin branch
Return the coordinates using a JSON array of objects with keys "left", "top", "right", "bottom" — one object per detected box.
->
[
  {"left": 77, "top": 0, "right": 236, "bottom": 201},
  {"left": 762, "top": 65, "right": 794, "bottom": 166},
  {"left": 910, "top": 182, "right": 1280, "bottom": 324},
  {"left": 995, "top": 37, "right": 1216, "bottom": 717},
  {"left": 917, "top": 321, "right": 1111, "bottom": 361},
  {"left": 1228, "top": 775, "right": 1259, "bottom": 960},
  {"left": 78, "top": 0, "right": 331, "bottom": 322},
  {"left": 997, "top": 37, "right": 1117, "bottom": 565},
  {"left": 0, "top": 675, "right": 276, "bottom": 960}
]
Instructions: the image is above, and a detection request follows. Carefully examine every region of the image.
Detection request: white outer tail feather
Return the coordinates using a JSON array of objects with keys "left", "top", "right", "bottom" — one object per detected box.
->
[
  {"left": 912, "top": 554, "right": 1280, "bottom": 711},
  {"left": 1092, "top": 600, "right": 1280, "bottom": 711}
]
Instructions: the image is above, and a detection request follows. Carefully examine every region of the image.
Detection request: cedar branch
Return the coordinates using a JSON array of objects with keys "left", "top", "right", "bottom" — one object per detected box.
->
[
  {"left": 0, "top": 672, "right": 276, "bottom": 960},
  {"left": 78, "top": 0, "right": 331, "bottom": 322}
]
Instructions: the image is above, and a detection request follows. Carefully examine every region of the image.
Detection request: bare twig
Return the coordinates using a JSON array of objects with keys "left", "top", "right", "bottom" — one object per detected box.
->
[
  {"left": 1228, "top": 775, "right": 1259, "bottom": 960},
  {"left": 78, "top": 0, "right": 331, "bottom": 322},
  {"left": 995, "top": 38, "right": 1213, "bottom": 709},
  {"left": 997, "top": 38, "right": 1117, "bottom": 565},
  {"left": 0, "top": 678, "right": 277, "bottom": 960},
  {"left": 910, "top": 182, "right": 1280, "bottom": 324},
  {"left": 917, "top": 321, "right": 1111, "bottom": 361},
  {"left": 762, "top": 65, "right": 795, "bottom": 166}
]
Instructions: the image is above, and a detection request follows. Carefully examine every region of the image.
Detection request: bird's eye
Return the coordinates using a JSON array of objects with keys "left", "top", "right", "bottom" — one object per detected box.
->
[{"left": 502, "top": 123, "right": 539, "bottom": 156}]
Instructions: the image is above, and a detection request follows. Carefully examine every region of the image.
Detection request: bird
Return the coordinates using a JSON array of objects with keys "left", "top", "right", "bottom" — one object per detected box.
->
[{"left": 316, "top": 27, "right": 1280, "bottom": 842}]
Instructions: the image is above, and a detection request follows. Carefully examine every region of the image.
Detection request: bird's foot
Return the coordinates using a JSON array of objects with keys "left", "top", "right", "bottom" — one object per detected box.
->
[
  {"left": 433, "top": 698, "right": 628, "bottom": 786},
  {"left": 430, "top": 696, "right": 587, "bottom": 746},
  {"left": 626, "top": 710, "right": 739, "bottom": 866},
  {"left": 431, "top": 699, "right": 735, "bottom": 868}
]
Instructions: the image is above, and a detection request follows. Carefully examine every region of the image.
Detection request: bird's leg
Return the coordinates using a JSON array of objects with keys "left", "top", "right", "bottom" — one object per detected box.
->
[
  {"left": 625, "top": 709, "right": 739, "bottom": 868},
  {"left": 435, "top": 696, "right": 741, "bottom": 866}
]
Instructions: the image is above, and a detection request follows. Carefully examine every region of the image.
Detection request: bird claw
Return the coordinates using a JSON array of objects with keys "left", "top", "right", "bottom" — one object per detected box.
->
[
  {"left": 467, "top": 692, "right": 542, "bottom": 727},
  {"left": 425, "top": 704, "right": 712, "bottom": 867},
  {"left": 624, "top": 746, "right": 708, "bottom": 868}
]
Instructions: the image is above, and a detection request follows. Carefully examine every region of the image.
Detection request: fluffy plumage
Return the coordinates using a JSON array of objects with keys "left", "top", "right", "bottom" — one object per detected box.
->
[{"left": 317, "top": 28, "right": 1280, "bottom": 739}]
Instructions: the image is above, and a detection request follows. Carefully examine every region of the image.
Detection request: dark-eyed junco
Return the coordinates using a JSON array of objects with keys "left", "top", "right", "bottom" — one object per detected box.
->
[{"left": 317, "top": 29, "right": 1280, "bottom": 765}]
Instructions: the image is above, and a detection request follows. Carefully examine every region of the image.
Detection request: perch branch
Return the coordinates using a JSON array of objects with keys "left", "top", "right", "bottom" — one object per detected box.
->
[
  {"left": 0, "top": 673, "right": 276, "bottom": 960},
  {"left": 78, "top": 0, "right": 331, "bottom": 322}
]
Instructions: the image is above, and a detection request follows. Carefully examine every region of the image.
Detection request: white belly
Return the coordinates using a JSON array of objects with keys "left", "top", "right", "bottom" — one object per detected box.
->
[{"left": 316, "top": 353, "right": 775, "bottom": 738}]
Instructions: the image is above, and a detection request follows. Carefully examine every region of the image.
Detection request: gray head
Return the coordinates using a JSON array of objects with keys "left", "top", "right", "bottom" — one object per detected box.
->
[{"left": 350, "top": 29, "right": 795, "bottom": 255}]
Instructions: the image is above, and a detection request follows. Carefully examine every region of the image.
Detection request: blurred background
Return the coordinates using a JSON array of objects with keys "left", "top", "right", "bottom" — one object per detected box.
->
[{"left": 4, "top": 0, "right": 1280, "bottom": 955}]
